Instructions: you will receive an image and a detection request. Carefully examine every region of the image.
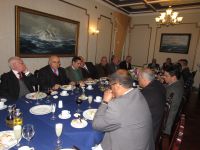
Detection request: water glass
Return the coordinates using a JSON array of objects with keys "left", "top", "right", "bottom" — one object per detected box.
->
[
  {"left": 55, "top": 123, "right": 63, "bottom": 149},
  {"left": 88, "top": 96, "right": 93, "bottom": 108},
  {"left": 51, "top": 103, "right": 56, "bottom": 120},
  {"left": 22, "top": 124, "right": 35, "bottom": 146},
  {"left": 13, "top": 125, "right": 22, "bottom": 148}
]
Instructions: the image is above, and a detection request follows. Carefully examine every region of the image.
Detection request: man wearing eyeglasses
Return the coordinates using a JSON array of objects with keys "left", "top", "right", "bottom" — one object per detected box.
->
[
  {"left": 38, "top": 55, "right": 69, "bottom": 91},
  {"left": 92, "top": 69, "right": 154, "bottom": 150}
]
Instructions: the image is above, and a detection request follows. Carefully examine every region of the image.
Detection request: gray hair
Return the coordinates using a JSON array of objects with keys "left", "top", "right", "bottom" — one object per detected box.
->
[
  {"left": 140, "top": 68, "right": 155, "bottom": 81},
  {"left": 8, "top": 56, "right": 21, "bottom": 69},
  {"left": 109, "top": 69, "right": 133, "bottom": 88}
]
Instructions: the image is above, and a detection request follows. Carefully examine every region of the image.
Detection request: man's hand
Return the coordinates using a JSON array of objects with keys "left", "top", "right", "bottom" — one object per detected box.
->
[{"left": 103, "top": 89, "right": 113, "bottom": 103}]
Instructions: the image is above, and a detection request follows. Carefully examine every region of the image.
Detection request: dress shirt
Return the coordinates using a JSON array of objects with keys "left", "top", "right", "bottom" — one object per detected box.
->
[
  {"left": 12, "top": 70, "right": 30, "bottom": 79},
  {"left": 51, "top": 68, "right": 59, "bottom": 76}
]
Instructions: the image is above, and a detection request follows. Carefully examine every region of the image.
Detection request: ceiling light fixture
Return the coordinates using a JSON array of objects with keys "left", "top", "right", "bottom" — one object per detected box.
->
[{"left": 155, "top": 6, "right": 183, "bottom": 26}]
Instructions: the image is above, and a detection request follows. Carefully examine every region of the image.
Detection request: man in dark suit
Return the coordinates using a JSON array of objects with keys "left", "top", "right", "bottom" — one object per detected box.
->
[
  {"left": 148, "top": 58, "right": 160, "bottom": 70},
  {"left": 95, "top": 56, "right": 110, "bottom": 78},
  {"left": 119, "top": 55, "right": 132, "bottom": 70},
  {"left": 79, "top": 56, "right": 97, "bottom": 79},
  {"left": 0, "top": 57, "right": 37, "bottom": 100},
  {"left": 108, "top": 55, "right": 120, "bottom": 74},
  {"left": 93, "top": 69, "right": 154, "bottom": 150},
  {"left": 38, "top": 55, "right": 69, "bottom": 91},
  {"left": 138, "top": 68, "right": 166, "bottom": 140}
]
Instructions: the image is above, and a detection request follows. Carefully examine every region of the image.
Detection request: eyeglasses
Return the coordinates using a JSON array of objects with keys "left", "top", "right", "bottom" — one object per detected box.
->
[{"left": 109, "top": 82, "right": 117, "bottom": 86}]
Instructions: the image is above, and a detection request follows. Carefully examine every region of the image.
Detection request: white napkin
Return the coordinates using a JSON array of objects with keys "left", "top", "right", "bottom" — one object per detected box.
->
[{"left": 91, "top": 144, "right": 103, "bottom": 150}]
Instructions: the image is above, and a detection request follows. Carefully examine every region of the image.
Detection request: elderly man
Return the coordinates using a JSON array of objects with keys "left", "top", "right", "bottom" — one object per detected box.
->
[
  {"left": 65, "top": 56, "right": 83, "bottom": 82},
  {"left": 95, "top": 56, "right": 110, "bottom": 78},
  {"left": 38, "top": 55, "right": 69, "bottom": 91},
  {"left": 93, "top": 69, "right": 154, "bottom": 150},
  {"left": 108, "top": 55, "right": 120, "bottom": 74},
  {"left": 0, "top": 57, "right": 37, "bottom": 100},
  {"left": 148, "top": 58, "right": 160, "bottom": 70},
  {"left": 119, "top": 55, "right": 132, "bottom": 70},
  {"left": 79, "top": 56, "right": 97, "bottom": 79},
  {"left": 138, "top": 68, "right": 166, "bottom": 140}
]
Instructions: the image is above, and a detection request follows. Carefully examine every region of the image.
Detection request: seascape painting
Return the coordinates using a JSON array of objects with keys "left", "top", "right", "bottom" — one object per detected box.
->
[
  {"left": 15, "top": 6, "right": 79, "bottom": 57},
  {"left": 159, "top": 34, "right": 191, "bottom": 54}
]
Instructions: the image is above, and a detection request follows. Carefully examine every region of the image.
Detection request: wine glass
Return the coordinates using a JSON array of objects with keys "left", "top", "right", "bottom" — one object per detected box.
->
[
  {"left": 51, "top": 103, "right": 56, "bottom": 120},
  {"left": 75, "top": 97, "right": 83, "bottom": 113},
  {"left": 75, "top": 81, "right": 80, "bottom": 93},
  {"left": 45, "top": 87, "right": 51, "bottom": 103},
  {"left": 88, "top": 96, "right": 93, "bottom": 109},
  {"left": 55, "top": 123, "right": 63, "bottom": 149},
  {"left": 22, "top": 124, "right": 35, "bottom": 146},
  {"left": 13, "top": 125, "right": 22, "bottom": 148}
]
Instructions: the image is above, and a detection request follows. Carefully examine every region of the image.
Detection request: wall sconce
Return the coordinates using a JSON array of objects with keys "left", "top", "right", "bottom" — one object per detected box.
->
[{"left": 90, "top": 27, "right": 99, "bottom": 35}]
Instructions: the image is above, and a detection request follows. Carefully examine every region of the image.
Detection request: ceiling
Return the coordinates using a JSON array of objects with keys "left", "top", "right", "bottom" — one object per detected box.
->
[{"left": 103, "top": 0, "right": 200, "bottom": 14}]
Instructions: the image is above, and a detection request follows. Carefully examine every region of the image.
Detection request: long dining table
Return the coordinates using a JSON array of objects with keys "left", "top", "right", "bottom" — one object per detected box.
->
[{"left": 0, "top": 85, "right": 104, "bottom": 150}]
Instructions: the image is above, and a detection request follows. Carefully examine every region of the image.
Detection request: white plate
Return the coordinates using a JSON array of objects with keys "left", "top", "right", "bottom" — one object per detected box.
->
[
  {"left": 71, "top": 119, "right": 88, "bottom": 128},
  {"left": 58, "top": 114, "right": 71, "bottom": 119},
  {"left": 83, "top": 109, "right": 97, "bottom": 120},
  {"left": 0, "top": 130, "right": 21, "bottom": 150},
  {"left": 60, "top": 85, "right": 73, "bottom": 91},
  {"left": 25, "top": 92, "right": 47, "bottom": 100},
  {"left": 79, "top": 95, "right": 88, "bottom": 101},
  {"left": 51, "top": 91, "right": 58, "bottom": 95},
  {"left": 0, "top": 105, "right": 7, "bottom": 110},
  {"left": 60, "top": 93, "right": 69, "bottom": 96},
  {"left": 29, "top": 105, "right": 52, "bottom": 115},
  {"left": 94, "top": 99, "right": 102, "bottom": 103}
]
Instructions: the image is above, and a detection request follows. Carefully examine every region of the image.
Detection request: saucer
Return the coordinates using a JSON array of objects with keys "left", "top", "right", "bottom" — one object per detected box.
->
[
  {"left": 60, "top": 93, "right": 69, "bottom": 96},
  {"left": 0, "top": 105, "right": 7, "bottom": 110},
  {"left": 94, "top": 99, "right": 101, "bottom": 103},
  {"left": 58, "top": 114, "right": 71, "bottom": 119},
  {"left": 51, "top": 91, "right": 58, "bottom": 95},
  {"left": 53, "top": 95, "right": 58, "bottom": 99}
]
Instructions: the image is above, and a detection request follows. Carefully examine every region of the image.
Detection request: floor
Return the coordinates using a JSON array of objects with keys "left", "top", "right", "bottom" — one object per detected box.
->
[{"left": 181, "top": 91, "right": 200, "bottom": 150}]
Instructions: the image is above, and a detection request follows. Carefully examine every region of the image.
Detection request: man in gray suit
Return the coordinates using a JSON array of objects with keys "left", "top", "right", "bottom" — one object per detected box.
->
[{"left": 92, "top": 69, "right": 155, "bottom": 150}]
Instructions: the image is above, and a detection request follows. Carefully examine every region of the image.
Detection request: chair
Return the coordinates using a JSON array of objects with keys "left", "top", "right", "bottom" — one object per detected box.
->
[{"left": 169, "top": 114, "right": 185, "bottom": 150}]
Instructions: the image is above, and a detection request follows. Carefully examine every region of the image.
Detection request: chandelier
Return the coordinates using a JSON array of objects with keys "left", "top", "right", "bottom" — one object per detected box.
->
[{"left": 155, "top": 6, "right": 183, "bottom": 26}]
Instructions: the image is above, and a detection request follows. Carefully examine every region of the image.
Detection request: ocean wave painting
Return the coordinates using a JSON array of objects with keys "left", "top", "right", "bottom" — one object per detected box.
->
[
  {"left": 16, "top": 6, "right": 79, "bottom": 57},
  {"left": 159, "top": 34, "right": 191, "bottom": 54}
]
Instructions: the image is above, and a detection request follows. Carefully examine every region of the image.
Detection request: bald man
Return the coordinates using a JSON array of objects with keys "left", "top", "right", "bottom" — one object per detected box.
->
[
  {"left": 38, "top": 56, "right": 69, "bottom": 91},
  {"left": 0, "top": 57, "right": 37, "bottom": 100}
]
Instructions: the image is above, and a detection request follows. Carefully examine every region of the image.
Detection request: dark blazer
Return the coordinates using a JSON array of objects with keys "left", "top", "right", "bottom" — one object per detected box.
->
[
  {"left": 141, "top": 80, "right": 166, "bottom": 140},
  {"left": 0, "top": 71, "right": 37, "bottom": 100},
  {"left": 38, "top": 65, "right": 69, "bottom": 91},
  {"left": 95, "top": 64, "right": 110, "bottom": 78},
  {"left": 108, "top": 63, "right": 119, "bottom": 74},
  {"left": 119, "top": 61, "right": 132, "bottom": 70},
  {"left": 81, "top": 62, "right": 98, "bottom": 79}
]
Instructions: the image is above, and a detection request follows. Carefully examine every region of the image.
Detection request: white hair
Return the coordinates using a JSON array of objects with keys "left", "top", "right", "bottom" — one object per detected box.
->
[
  {"left": 8, "top": 56, "right": 21, "bottom": 69},
  {"left": 141, "top": 69, "right": 155, "bottom": 81}
]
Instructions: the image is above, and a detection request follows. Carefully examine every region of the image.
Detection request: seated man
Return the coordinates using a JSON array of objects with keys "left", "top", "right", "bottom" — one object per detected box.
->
[
  {"left": 0, "top": 57, "right": 37, "bottom": 100},
  {"left": 93, "top": 69, "right": 154, "bottom": 150},
  {"left": 95, "top": 56, "right": 110, "bottom": 78},
  {"left": 38, "top": 55, "right": 69, "bottom": 91},
  {"left": 79, "top": 56, "right": 98, "bottom": 79},
  {"left": 162, "top": 64, "right": 184, "bottom": 148},
  {"left": 148, "top": 58, "right": 160, "bottom": 70},
  {"left": 138, "top": 68, "right": 166, "bottom": 140},
  {"left": 65, "top": 56, "right": 83, "bottom": 82},
  {"left": 162, "top": 58, "right": 172, "bottom": 71},
  {"left": 119, "top": 55, "right": 132, "bottom": 70},
  {"left": 178, "top": 59, "right": 191, "bottom": 83},
  {"left": 108, "top": 55, "right": 120, "bottom": 74}
]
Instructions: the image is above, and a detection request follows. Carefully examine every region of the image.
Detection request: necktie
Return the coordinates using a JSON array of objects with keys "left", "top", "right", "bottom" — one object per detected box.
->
[
  {"left": 53, "top": 69, "right": 58, "bottom": 76},
  {"left": 18, "top": 72, "right": 23, "bottom": 79}
]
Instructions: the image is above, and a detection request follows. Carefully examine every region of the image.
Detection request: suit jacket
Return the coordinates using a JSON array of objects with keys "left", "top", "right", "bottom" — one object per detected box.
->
[
  {"left": 141, "top": 80, "right": 166, "bottom": 140},
  {"left": 65, "top": 66, "right": 83, "bottom": 82},
  {"left": 38, "top": 65, "right": 69, "bottom": 91},
  {"left": 0, "top": 71, "right": 37, "bottom": 100},
  {"left": 81, "top": 62, "right": 98, "bottom": 79},
  {"left": 108, "top": 63, "right": 119, "bottom": 75},
  {"left": 95, "top": 64, "right": 110, "bottom": 78},
  {"left": 163, "top": 80, "right": 184, "bottom": 135},
  {"left": 119, "top": 61, "right": 132, "bottom": 70},
  {"left": 93, "top": 89, "right": 155, "bottom": 150}
]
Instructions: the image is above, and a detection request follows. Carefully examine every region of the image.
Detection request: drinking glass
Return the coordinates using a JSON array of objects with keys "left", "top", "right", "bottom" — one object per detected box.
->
[
  {"left": 71, "top": 86, "right": 74, "bottom": 95},
  {"left": 55, "top": 123, "right": 63, "bottom": 149},
  {"left": 75, "top": 81, "right": 80, "bottom": 93},
  {"left": 88, "top": 96, "right": 93, "bottom": 109},
  {"left": 22, "top": 124, "right": 35, "bottom": 146},
  {"left": 13, "top": 125, "right": 22, "bottom": 148},
  {"left": 51, "top": 103, "right": 56, "bottom": 120},
  {"left": 45, "top": 88, "right": 52, "bottom": 103},
  {"left": 75, "top": 97, "right": 83, "bottom": 113}
]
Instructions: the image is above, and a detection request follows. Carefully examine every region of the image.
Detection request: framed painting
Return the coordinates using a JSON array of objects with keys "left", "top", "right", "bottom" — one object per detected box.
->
[
  {"left": 15, "top": 6, "right": 79, "bottom": 57},
  {"left": 159, "top": 33, "right": 191, "bottom": 54}
]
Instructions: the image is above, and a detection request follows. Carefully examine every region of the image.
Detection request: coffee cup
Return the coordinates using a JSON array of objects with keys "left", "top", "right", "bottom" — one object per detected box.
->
[
  {"left": 58, "top": 100, "right": 63, "bottom": 109},
  {"left": 87, "top": 85, "right": 92, "bottom": 89},
  {"left": 95, "top": 96, "right": 102, "bottom": 102},
  {"left": 61, "top": 110, "right": 70, "bottom": 117},
  {"left": 61, "top": 90, "right": 68, "bottom": 95},
  {"left": 0, "top": 98, "right": 7, "bottom": 103},
  {"left": 18, "top": 146, "right": 34, "bottom": 150},
  {"left": 0, "top": 101, "right": 4, "bottom": 108}
]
